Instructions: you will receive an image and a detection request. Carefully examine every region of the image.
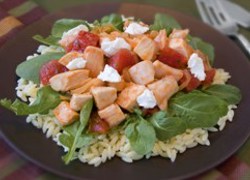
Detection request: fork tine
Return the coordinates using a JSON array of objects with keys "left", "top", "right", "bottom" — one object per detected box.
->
[{"left": 196, "top": 0, "right": 225, "bottom": 27}]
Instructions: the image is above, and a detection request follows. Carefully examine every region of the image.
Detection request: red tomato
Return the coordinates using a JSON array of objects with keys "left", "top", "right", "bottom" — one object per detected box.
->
[
  {"left": 202, "top": 68, "right": 216, "bottom": 86},
  {"left": 185, "top": 74, "right": 201, "bottom": 92},
  {"left": 39, "top": 60, "right": 68, "bottom": 85},
  {"left": 108, "top": 49, "right": 138, "bottom": 73},
  {"left": 66, "top": 31, "right": 99, "bottom": 53},
  {"left": 158, "top": 47, "right": 188, "bottom": 69},
  {"left": 142, "top": 107, "right": 159, "bottom": 116},
  {"left": 89, "top": 114, "right": 109, "bottom": 134}
]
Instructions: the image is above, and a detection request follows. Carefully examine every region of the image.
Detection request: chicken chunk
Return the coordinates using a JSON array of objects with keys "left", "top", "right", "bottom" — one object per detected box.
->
[
  {"left": 70, "top": 93, "right": 93, "bottom": 111},
  {"left": 153, "top": 60, "right": 183, "bottom": 81},
  {"left": 134, "top": 36, "right": 157, "bottom": 61},
  {"left": 116, "top": 83, "right": 146, "bottom": 111},
  {"left": 91, "top": 87, "right": 117, "bottom": 110},
  {"left": 148, "top": 76, "right": 179, "bottom": 110},
  {"left": 58, "top": 51, "right": 85, "bottom": 66},
  {"left": 53, "top": 101, "right": 79, "bottom": 126},
  {"left": 71, "top": 78, "right": 104, "bottom": 94},
  {"left": 169, "top": 29, "right": 189, "bottom": 39},
  {"left": 84, "top": 46, "right": 104, "bottom": 77},
  {"left": 154, "top": 29, "right": 167, "bottom": 50},
  {"left": 108, "top": 79, "right": 126, "bottom": 92},
  {"left": 98, "top": 104, "right": 125, "bottom": 127},
  {"left": 49, "top": 70, "right": 90, "bottom": 92},
  {"left": 129, "top": 60, "right": 155, "bottom": 85},
  {"left": 168, "top": 38, "right": 193, "bottom": 58}
]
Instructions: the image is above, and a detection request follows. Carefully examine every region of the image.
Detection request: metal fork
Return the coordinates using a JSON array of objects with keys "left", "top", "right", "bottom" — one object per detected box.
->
[{"left": 195, "top": 0, "right": 250, "bottom": 56}]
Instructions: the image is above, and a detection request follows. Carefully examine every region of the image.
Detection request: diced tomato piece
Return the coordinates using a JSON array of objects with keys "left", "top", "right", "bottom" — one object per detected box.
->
[
  {"left": 202, "top": 68, "right": 216, "bottom": 86},
  {"left": 108, "top": 49, "right": 138, "bottom": 73},
  {"left": 89, "top": 113, "right": 109, "bottom": 134},
  {"left": 178, "top": 69, "right": 191, "bottom": 90},
  {"left": 185, "top": 74, "right": 201, "bottom": 92},
  {"left": 66, "top": 31, "right": 99, "bottom": 53},
  {"left": 40, "top": 60, "right": 68, "bottom": 85},
  {"left": 158, "top": 47, "right": 188, "bottom": 69},
  {"left": 142, "top": 107, "right": 159, "bottom": 116}
]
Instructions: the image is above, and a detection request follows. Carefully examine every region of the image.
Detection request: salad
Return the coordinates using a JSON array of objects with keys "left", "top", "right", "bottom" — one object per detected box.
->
[{"left": 0, "top": 13, "right": 242, "bottom": 166}]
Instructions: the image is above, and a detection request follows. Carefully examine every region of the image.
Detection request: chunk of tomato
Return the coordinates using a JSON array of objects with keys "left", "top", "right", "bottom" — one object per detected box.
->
[
  {"left": 108, "top": 49, "right": 138, "bottom": 73},
  {"left": 185, "top": 74, "right": 201, "bottom": 92},
  {"left": 66, "top": 31, "right": 99, "bottom": 53},
  {"left": 89, "top": 113, "right": 109, "bottom": 134},
  {"left": 40, "top": 60, "right": 68, "bottom": 85},
  {"left": 158, "top": 47, "right": 188, "bottom": 69},
  {"left": 202, "top": 68, "right": 216, "bottom": 86}
]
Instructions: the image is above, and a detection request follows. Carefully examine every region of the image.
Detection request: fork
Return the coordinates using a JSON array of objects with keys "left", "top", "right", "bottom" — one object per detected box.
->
[{"left": 195, "top": 0, "right": 250, "bottom": 56}]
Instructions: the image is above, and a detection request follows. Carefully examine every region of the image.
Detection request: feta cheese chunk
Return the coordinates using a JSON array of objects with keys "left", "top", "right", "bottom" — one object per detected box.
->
[
  {"left": 97, "top": 64, "right": 121, "bottom": 83},
  {"left": 136, "top": 89, "right": 157, "bottom": 109},
  {"left": 101, "top": 37, "right": 131, "bottom": 57},
  {"left": 66, "top": 57, "right": 87, "bottom": 70},
  {"left": 125, "top": 22, "right": 149, "bottom": 35},
  {"left": 188, "top": 53, "right": 206, "bottom": 81},
  {"left": 59, "top": 24, "right": 89, "bottom": 46}
]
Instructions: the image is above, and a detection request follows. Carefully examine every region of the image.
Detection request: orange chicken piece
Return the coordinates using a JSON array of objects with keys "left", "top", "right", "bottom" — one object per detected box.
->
[
  {"left": 98, "top": 104, "right": 125, "bottom": 127},
  {"left": 71, "top": 78, "right": 104, "bottom": 94},
  {"left": 153, "top": 60, "right": 183, "bottom": 81},
  {"left": 91, "top": 87, "right": 117, "bottom": 110},
  {"left": 129, "top": 60, "right": 155, "bottom": 85},
  {"left": 49, "top": 70, "right": 90, "bottom": 92},
  {"left": 148, "top": 76, "right": 179, "bottom": 110},
  {"left": 154, "top": 29, "right": 167, "bottom": 50},
  {"left": 116, "top": 83, "right": 146, "bottom": 111},
  {"left": 134, "top": 36, "right": 157, "bottom": 61},
  {"left": 84, "top": 46, "right": 104, "bottom": 77},
  {"left": 169, "top": 29, "right": 189, "bottom": 39},
  {"left": 53, "top": 101, "right": 79, "bottom": 126},
  {"left": 58, "top": 51, "right": 85, "bottom": 66},
  {"left": 70, "top": 93, "right": 93, "bottom": 111},
  {"left": 168, "top": 38, "right": 193, "bottom": 58}
]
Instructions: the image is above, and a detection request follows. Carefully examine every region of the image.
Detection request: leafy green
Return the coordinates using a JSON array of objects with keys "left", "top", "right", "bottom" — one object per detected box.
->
[
  {"left": 189, "top": 36, "right": 215, "bottom": 65},
  {"left": 149, "top": 111, "right": 186, "bottom": 141},
  {"left": 33, "top": 35, "right": 60, "bottom": 46},
  {"left": 150, "top": 13, "right": 181, "bottom": 34},
  {"left": 169, "top": 91, "right": 228, "bottom": 128},
  {"left": 100, "top": 13, "right": 124, "bottom": 31},
  {"left": 0, "top": 86, "right": 61, "bottom": 115},
  {"left": 203, "top": 84, "right": 242, "bottom": 105},
  {"left": 51, "top": 19, "right": 89, "bottom": 38},
  {"left": 125, "top": 112, "right": 156, "bottom": 155},
  {"left": 16, "top": 52, "right": 65, "bottom": 84},
  {"left": 62, "top": 99, "right": 93, "bottom": 164}
]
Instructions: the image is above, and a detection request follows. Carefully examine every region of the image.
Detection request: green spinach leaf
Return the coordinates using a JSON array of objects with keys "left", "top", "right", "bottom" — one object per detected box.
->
[
  {"left": 150, "top": 13, "right": 181, "bottom": 34},
  {"left": 149, "top": 111, "right": 186, "bottom": 141},
  {"left": 101, "top": 13, "right": 123, "bottom": 31},
  {"left": 0, "top": 86, "right": 61, "bottom": 115},
  {"left": 33, "top": 35, "right": 60, "bottom": 46},
  {"left": 16, "top": 52, "right": 65, "bottom": 84},
  {"left": 169, "top": 91, "right": 228, "bottom": 128},
  {"left": 125, "top": 115, "right": 156, "bottom": 155},
  {"left": 189, "top": 36, "right": 215, "bottom": 65},
  {"left": 51, "top": 19, "right": 89, "bottom": 38},
  {"left": 62, "top": 99, "right": 93, "bottom": 164},
  {"left": 203, "top": 84, "right": 241, "bottom": 105}
]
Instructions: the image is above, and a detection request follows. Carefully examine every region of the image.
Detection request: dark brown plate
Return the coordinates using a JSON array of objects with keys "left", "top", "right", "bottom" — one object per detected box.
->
[{"left": 0, "top": 2, "right": 250, "bottom": 180}]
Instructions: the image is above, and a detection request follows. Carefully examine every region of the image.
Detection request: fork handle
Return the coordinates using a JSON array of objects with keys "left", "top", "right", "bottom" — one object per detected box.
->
[{"left": 235, "top": 33, "right": 250, "bottom": 56}]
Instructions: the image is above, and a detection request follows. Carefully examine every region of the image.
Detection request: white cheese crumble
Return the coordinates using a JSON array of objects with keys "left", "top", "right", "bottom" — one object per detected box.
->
[
  {"left": 125, "top": 22, "right": 149, "bottom": 35},
  {"left": 59, "top": 24, "right": 89, "bottom": 45},
  {"left": 66, "top": 57, "right": 87, "bottom": 70},
  {"left": 97, "top": 64, "right": 121, "bottom": 83},
  {"left": 100, "top": 37, "right": 131, "bottom": 57},
  {"left": 136, "top": 89, "right": 157, "bottom": 109},
  {"left": 188, "top": 53, "right": 206, "bottom": 81}
]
